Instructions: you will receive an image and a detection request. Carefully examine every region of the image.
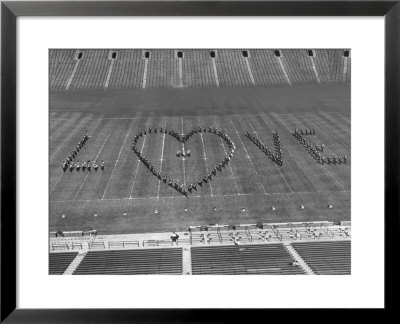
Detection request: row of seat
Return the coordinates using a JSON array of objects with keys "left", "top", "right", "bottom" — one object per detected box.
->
[
  {"left": 281, "top": 49, "right": 318, "bottom": 84},
  {"left": 182, "top": 50, "right": 218, "bottom": 87},
  {"left": 49, "top": 252, "right": 78, "bottom": 275},
  {"left": 49, "top": 240, "right": 351, "bottom": 275},
  {"left": 291, "top": 240, "right": 351, "bottom": 275},
  {"left": 49, "top": 49, "right": 351, "bottom": 90},
  {"left": 49, "top": 49, "right": 76, "bottom": 89},
  {"left": 215, "top": 49, "right": 253, "bottom": 87},
  {"left": 191, "top": 243, "right": 305, "bottom": 275},
  {"left": 73, "top": 248, "right": 183, "bottom": 275},
  {"left": 72, "top": 49, "right": 110, "bottom": 89},
  {"left": 249, "top": 49, "right": 288, "bottom": 86}
]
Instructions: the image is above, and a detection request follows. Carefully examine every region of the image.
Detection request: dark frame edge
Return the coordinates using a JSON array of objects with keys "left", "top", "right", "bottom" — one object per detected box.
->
[
  {"left": 2, "top": 1, "right": 399, "bottom": 16},
  {"left": 384, "top": 1, "right": 400, "bottom": 313},
  {"left": 1, "top": 2, "right": 17, "bottom": 323},
  {"left": 1, "top": 0, "right": 399, "bottom": 322}
]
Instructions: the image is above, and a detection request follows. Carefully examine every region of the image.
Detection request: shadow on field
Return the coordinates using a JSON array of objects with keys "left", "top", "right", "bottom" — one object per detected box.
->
[{"left": 50, "top": 84, "right": 350, "bottom": 117}]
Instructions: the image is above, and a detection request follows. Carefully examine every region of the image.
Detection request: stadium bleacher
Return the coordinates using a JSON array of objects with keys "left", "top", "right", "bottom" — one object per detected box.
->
[
  {"left": 291, "top": 240, "right": 351, "bottom": 275},
  {"left": 182, "top": 49, "right": 217, "bottom": 87},
  {"left": 108, "top": 49, "right": 145, "bottom": 88},
  {"left": 49, "top": 222, "right": 351, "bottom": 275},
  {"left": 49, "top": 237, "right": 352, "bottom": 275},
  {"left": 215, "top": 49, "right": 253, "bottom": 87},
  {"left": 49, "top": 252, "right": 78, "bottom": 275},
  {"left": 73, "top": 247, "right": 183, "bottom": 275},
  {"left": 49, "top": 49, "right": 351, "bottom": 90},
  {"left": 314, "top": 49, "right": 333, "bottom": 83},
  {"left": 69, "top": 49, "right": 110, "bottom": 90},
  {"left": 249, "top": 49, "right": 288, "bottom": 86},
  {"left": 281, "top": 49, "right": 318, "bottom": 84},
  {"left": 191, "top": 243, "right": 305, "bottom": 275},
  {"left": 49, "top": 49, "right": 77, "bottom": 91}
]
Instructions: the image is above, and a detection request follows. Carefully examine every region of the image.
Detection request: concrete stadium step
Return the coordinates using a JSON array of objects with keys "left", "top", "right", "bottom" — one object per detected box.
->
[{"left": 49, "top": 252, "right": 78, "bottom": 275}]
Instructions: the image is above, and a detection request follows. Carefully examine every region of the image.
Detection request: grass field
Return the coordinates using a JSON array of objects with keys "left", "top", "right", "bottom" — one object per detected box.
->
[{"left": 49, "top": 84, "right": 350, "bottom": 234}]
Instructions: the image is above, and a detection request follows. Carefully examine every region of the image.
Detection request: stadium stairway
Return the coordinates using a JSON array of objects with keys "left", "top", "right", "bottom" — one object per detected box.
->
[
  {"left": 49, "top": 222, "right": 351, "bottom": 275},
  {"left": 63, "top": 251, "right": 86, "bottom": 275},
  {"left": 284, "top": 242, "right": 314, "bottom": 275},
  {"left": 291, "top": 240, "right": 351, "bottom": 275},
  {"left": 49, "top": 49, "right": 350, "bottom": 90},
  {"left": 190, "top": 243, "right": 306, "bottom": 275},
  {"left": 49, "top": 252, "right": 78, "bottom": 275}
]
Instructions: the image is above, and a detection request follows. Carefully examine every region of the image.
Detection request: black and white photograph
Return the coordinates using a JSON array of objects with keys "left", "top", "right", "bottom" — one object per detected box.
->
[{"left": 48, "top": 48, "right": 351, "bottom": 275}]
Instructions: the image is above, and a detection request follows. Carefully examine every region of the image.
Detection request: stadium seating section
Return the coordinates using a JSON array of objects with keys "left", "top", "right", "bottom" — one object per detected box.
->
[
  {"left": 49, "top": 238, "right": 351, "bottom": 275},
  {"left": 291, "top": 240, "right": 351, "bottom": 274},
  {"left": 49, "top": 252, "right": 78, "bottom": 275},
  {"left": 191, "top": 244, "right": 305, "bottom": 275},
  {"left": 73, "top": 247, "right": 182, "bottom": 275},
  {"left": 49, "top": 49, "right": 351, "bottom": 90}
]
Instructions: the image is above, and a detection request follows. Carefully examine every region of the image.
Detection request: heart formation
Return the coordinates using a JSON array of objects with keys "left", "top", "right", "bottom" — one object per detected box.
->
[{"left": 132, "top": 126, "right": 236, "bottom": 196}]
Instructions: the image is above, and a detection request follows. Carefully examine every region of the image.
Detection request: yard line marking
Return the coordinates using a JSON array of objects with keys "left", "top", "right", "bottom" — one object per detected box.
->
[
  {"left": 318, "top": 111, "right": 351, "bottom": 137},
  {"left": 49, "top": 113, "right": 72, "bottom": 136},
  {"left": 181, "top": 117, "right": 186, "bottom": 186},
  {"left": 331, "top": 112, "right": 351, "bottom": 132},
  {"left": 51, "top": 189, "right": 350, "bottom": 203},
  {"left": 49, "top": 116, "right": 92, "bottom": 161},
  {"left": 129, "top": 118, "right": 152, "bottom": 199},
  {"left": 272, "top": 113, "right": 347, "bottom": 192},
  {"left": 50, "top": 174, "right": 64, "bottom": 194},
  {"left": 49, "top": 117, "right": 98, "bottom": 195},
  {"left": 72, "top": 119, "right": 119, "bottom": 202},
  {"left": 293, "top": 114, "right": 350, "bottom": 169},
  {"left": 229, "top": 117, "right": 268, "bottom": 195},
  {"left": 213, "top": 117, "right": 240, "bottom": 195},
  {"left": 197, "top": 116, "right": 213, "bottom": 197},
  {"left": 101, "top": 119, "right": 135, "bottom": 200},
  {"left": 50, "top": 113, "right": 80, "bottom": 141},
  {"left": 245, "top": 115, "right": 293, "bottom": 194},
  {"left": 157, "top": 118, "right": 168, "bottom": 198},
  {"left": 307, "top": 113, "right": 350, "bottom": 150},
  {"left": 260, "top": 113, "right": 321, "bottom": 195}
]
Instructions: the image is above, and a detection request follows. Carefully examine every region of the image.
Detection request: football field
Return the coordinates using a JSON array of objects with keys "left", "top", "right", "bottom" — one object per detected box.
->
[{"left": 50, "top": 84, "right": 351, "bottom": 234}]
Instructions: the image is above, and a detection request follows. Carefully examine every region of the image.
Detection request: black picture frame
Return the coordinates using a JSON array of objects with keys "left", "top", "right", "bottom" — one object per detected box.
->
[{"left": 1, "top": 0, "right": 399, "bottom": 322}]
